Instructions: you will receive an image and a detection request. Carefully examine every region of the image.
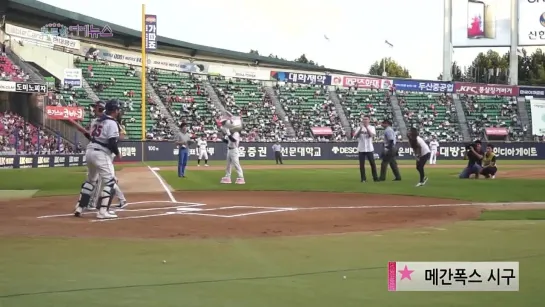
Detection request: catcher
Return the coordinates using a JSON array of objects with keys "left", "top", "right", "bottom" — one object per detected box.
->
[
  {"left": 219, "top": 113, "right": 245, "bottom": 184},
  {"left": 74, "top": 101, "right": 128, "bottom": 214}
]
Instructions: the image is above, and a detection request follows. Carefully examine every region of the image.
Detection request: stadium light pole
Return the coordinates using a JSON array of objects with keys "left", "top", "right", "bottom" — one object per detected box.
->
[
  {"left": 141, "top": 3, "right": 147, "bottom": 140},
  {"left": 442, "top": 0, "right": 453, "bottom": 81},
  {"left": 509, "top": 0, "right": 518, "bottom": 85}
]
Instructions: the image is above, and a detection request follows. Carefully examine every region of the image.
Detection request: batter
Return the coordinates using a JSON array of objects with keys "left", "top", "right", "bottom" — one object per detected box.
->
[
  {"left": 220, "top": 125, "right": 245, "bottom": 184},
  {"left": 87, "top": 101, "right": 127, "bottom": 210},
  {"left": 197, "top": 137, "right": 209, "bottom": 166},
  {"left": 74, "top": 100, "right": 122, "bottom": 219}
]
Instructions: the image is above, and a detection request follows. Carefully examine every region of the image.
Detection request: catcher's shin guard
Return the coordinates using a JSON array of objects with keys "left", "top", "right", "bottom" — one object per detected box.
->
[
  {"left": 97, "top": 178, "right": 117, "bottom": 210},
  {"left": 88, "top": 180, "right": 101, "bottom": 208},
  {"left": 76, "top": 181, "right": 95, "bottom": 208}
]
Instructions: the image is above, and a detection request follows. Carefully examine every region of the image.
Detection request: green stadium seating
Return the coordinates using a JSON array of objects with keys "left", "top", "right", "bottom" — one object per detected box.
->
[
  {"left": 338, "top": 88, "right": 394, "bottom": 141},
  {"left": 398, "top": 93, "right": 462, "bottom": 141},
  {"left": 460, "top": 95, "right": 522, "bottom": 140},
  {"left": 74, "top": 60, "right": 154, "bottom": 139},
  {"left": 277, "top": 84, "right": 342, "bottom": 140},
  {"left": 150, "top": 69, "right": 219, "bottom": 134}
]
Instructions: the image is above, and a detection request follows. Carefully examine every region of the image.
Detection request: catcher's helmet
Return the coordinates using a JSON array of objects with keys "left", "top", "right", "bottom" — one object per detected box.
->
[{"left": 105, "top": 100, "right": 120, "bottom": 112}]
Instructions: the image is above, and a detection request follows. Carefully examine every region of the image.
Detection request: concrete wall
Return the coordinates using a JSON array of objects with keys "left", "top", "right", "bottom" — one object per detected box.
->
[{"left": 10, "top": 42, "right": 74, "bottom": 79}]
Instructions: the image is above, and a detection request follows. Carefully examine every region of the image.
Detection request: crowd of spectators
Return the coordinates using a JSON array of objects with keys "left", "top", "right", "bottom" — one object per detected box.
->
[
  {"left": 0, "top": 111, "right": 81, "bottom": 154},
  {"left": 339, "top": 87, "right": 394, "bottom": 142},
  {"left": 398, "top": 92, "right": 461, "bottom": 142},
  {"left": 460, "top": 95, "right": 526, "bottom": 141},
  {"left": 0, "top": 53, "right": 30, "bottom": 82},
  {"left": 276, "top": 83, "right": 345, "bottom": 141},
  {"left": 213, "top": 77, "right": 288, "bottom": 142},
  {"left": 149, "top": 69, "right": 222, "bottom": 141}
]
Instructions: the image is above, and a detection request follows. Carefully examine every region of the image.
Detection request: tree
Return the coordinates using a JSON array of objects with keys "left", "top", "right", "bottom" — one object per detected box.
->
[
  {"left": 368, "top": 58, "right": 411, "bottom": 78},
  {"left": 437, "top": 61, "right": 463, "bottom": 81},
  {"left": 248, "top": 50, "right": 320, "bottom": 66},
  {"left": 452, "top": 48, "right": 545, "bottom": 85}
]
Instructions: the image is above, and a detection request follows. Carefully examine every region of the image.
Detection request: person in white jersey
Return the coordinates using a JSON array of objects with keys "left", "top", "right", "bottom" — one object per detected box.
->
[
  {"left": 197, "top": 137, "right": 209, "bottom": 166},
  {"left": 74, "top": 100, "right": 122, "bottom": 219},
  {"left": 354, "top": 115, "right": 378, "bottom": 182},
  {"left": 407, "top": 127, "right": 431, "bottom": 187},
  {"left": 87, "top": 100, "right": 127, "bottom": 211},
  {"left": 220, "top": 118, "right": 245, "bottom": 184},
  {"left": 429, "top": 136, "right": 440, "bottom": 165}
]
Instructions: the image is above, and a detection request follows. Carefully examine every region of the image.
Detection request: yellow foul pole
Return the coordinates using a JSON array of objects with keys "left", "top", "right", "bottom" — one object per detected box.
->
[{"left": 140, "top": 3, "right": 147, "bottom": 140}]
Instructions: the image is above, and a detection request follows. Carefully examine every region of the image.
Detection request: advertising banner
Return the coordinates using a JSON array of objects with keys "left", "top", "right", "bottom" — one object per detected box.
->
[
  {"left": 519, "top": 86, "right": 545, "bottom": 98},
  {"left": 46, "top": 106, "right": 85, "bottom": 120},
  {"left": 334, "top": 75, "right": 392, "bottom": 89},
  {"left": 114, "top": 141, "right": 545, "bottom": 163},
  {"left": 145, "top": 15, "right": 158, "bottom": 51},
  {"left": 393, "top": 79, "right": 455, "bottom": 93},
  {"left": 0, "top": 154, "right": 85, "bottom": 169},
  {"left": 451, "top": 0, "right": 511, "bottom": 47},
  {"left": 208, "top": 65, "right": 270, "bottom": 80},
  {"left": 311, "top": 127, "right": 333, "bottom": 136},
  {"left": 0, "top": 81, "right": 16, "bottom": 92},
  {"left": 63, "top": 68, "right": 82, "bottom": 88},
  {"left": 485, "top": 127, "right": 508, "bottom": 136},
  {"left": 4, "top": 141, "right": 545, "bottom": 167},
  {"left": 270, "top": 71, "right": 331, "bottom": 85},
  {"left": 80, "top": 43, "right": 208, "bottom": 73},
  {"left": 454, "top": 82, "right": 518, "bottom": 96},
  {"left": 5, "top": 24, "right": 80, "bottom": 50},
  {"left": 530, "top": 99, "right": 545, "bottom": 135},
  {"left": 518, "top": 0, "right": 545, "bottom": 46}
]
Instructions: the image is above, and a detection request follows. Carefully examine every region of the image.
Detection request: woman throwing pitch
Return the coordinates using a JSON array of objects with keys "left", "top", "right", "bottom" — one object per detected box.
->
[{"left": 407, "top": 128, "right": 431, "bottom": 187}]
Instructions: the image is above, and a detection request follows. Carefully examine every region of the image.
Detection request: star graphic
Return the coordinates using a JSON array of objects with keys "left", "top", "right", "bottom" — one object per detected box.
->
[{"left": 398, "top": 265, "right": 414, "bottom": 281}]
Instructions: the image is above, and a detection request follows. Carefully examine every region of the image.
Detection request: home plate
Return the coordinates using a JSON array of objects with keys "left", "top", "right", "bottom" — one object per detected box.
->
[{"left": 177, "top": 207, "right": 204, "bottom": 212}]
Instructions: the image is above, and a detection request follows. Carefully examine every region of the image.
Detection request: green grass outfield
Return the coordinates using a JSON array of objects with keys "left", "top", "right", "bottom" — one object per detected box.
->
[{"left": 0, "top": 160, "right": 544, "bottom": 306}]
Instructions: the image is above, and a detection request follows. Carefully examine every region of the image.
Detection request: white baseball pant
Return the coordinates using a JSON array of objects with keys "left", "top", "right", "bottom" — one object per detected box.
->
[
  {"left": 225, "top": 148, "right": 244, "bottom": 178},
  {"left": 430, "top": 150, "right": 438, "bottom": 164},
  {"left": 198, "top": 149, "right": 208, "bottom": 160}
]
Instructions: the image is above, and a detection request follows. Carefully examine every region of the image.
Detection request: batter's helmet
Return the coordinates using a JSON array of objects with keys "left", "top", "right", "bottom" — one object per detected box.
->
[{"left": 95, "top": 100, "right": 106, "bottom": 111}]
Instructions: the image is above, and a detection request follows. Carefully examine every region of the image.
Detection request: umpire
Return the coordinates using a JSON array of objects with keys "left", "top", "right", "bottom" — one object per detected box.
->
[
  {"left": 272, "top": 141, "right": 283, "bottom": 164},
  {"left": 379, "top": 119, "right": 402, "bottom": 181}
]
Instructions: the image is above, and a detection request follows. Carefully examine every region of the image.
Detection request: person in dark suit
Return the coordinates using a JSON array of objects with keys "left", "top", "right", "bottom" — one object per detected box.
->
[{"left": 379, "top": 120, "right": 401, "bottom": 181}]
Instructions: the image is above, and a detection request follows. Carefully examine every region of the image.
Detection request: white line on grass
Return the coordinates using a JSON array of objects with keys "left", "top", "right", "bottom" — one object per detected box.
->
[{"left": 147, "top": 166, "right": 176, "bottom": 202}]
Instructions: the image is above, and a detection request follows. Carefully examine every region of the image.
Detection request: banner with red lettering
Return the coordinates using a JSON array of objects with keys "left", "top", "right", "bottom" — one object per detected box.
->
[
  {"left": 331, "top": 75, "right": 391, "bottom": 90},
  {"left": 485, "top": 127, "right": 508, "bottom": 136},
  {"left": 311, "top": 127, "right": 333, "bottom": 136},
  {"left": 454, "top": 83, "right": 519, "bottom": 96},
  {"left": 45, "top": 106, "right": 85, "bottom": 120}
]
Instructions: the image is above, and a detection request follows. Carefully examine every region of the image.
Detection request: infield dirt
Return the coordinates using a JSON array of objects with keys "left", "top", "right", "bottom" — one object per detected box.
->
[{"left": 0, "top": 164, "right": 543, "bottom": 239}]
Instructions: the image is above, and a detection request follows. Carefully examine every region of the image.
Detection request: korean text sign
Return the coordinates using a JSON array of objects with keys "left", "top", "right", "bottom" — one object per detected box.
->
[
  {"left": 145, "top": 15, "right": 157, "bottom": 51},
  {"left": 388, "top": 261, "right": 519, "bottom": 291},
  {"left": 270, "top": 71, "right": 331, "bottom": 85},
  {"left": 46, "top": 106, "right": 85, "bottom": 120},
  {"left": 454, "top": 82, "right": 519, "bottom": 96},
  {"left": 393, "top": 79, "right": 454, "bottom": 93}
]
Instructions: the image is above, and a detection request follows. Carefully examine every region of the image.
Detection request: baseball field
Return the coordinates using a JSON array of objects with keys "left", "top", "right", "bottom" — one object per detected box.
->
[{"left": 1, "top": 159, "right": 545, "bottom": 306}]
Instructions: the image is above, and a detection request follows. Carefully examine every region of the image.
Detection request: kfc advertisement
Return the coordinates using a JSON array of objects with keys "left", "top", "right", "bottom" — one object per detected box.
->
[{"left": 454, "top": 82, "right": 519, "bottom": 96}]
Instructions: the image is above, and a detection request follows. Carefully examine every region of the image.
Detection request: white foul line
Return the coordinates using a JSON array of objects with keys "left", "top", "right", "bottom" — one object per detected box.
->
[{"left": 147, "top": 165, "right": 176, "bottom": 202}]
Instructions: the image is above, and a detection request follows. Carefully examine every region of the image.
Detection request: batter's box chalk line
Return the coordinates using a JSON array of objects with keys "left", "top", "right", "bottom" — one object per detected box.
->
[{"left": 35, "top": 200, "right": 206, "bottom": 219}]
